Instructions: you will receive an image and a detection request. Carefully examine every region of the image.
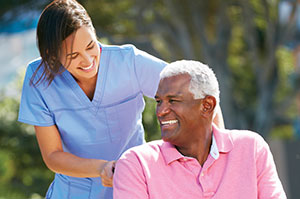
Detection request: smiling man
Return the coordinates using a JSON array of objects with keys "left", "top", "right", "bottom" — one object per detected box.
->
[{"left": 113, "top": 60, "right": 286, "bottom": 199}]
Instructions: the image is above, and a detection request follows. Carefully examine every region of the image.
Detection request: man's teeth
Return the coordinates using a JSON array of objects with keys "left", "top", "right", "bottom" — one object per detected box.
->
[
  {"left": 81, "top": 63, "right": 93, "bottom": 70},
  {"left": 161, "top": 120, "right": 178, "bottom": 125}
]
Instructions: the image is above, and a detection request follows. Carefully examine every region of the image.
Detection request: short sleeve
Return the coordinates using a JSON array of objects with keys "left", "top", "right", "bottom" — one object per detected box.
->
[
  {"left": 18, "top": 60, "right": 55, "bottom": 126},
  {"left": 255, "top": 135, "right": 287, "bottom": 199},
  {"left": 113, "top": 150, "right": 149, "bottom": 199},
  {"left": 133, "top": 47, "right": 167, "bottom": 98}
]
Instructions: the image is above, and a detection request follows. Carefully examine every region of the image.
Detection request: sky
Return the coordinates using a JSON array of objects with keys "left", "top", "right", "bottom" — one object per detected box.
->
[{"left": 0, "top": 12, "right": 39, "bottom": 92}]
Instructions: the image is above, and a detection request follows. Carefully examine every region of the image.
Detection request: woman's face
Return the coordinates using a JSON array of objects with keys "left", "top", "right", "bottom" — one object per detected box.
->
[{"left": 60, "top": 26, "right": 100, "bottom": 83}]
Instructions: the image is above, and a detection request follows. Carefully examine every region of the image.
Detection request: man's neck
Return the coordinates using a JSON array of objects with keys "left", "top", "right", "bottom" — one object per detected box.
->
[{"left": 175, "top": 127, "right": 213, "bottom": 166}]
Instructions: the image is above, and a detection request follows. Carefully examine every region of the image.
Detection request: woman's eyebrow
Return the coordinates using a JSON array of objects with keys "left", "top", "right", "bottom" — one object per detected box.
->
[
  {"left": 87, "top": 40, "right": 94, "bottom": 47},
  {"left": 66, "top": 40, "right": 94, "bottom": 56},
  {"left": 66, "top": 52, "right": 78, "bottom": 57}
]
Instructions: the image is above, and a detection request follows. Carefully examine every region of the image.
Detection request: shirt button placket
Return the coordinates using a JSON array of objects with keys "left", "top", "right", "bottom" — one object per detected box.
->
[
  {"left": 199, "top": 170, "right": 215, "bottom": 198},
  {"left": 199, "top": 171, "right": 206, "bottom": 195}
]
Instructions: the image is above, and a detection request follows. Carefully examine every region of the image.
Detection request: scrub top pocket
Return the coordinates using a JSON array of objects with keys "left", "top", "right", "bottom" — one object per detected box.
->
[
  {"left": 47, "top": 175, "right": 92, "bottom": 199},
  {"left": 68, "top": 179, "right": 92, "bottom": 199},
  {"left": 104, "top": 92, "right": 144, "bottom": 142}
]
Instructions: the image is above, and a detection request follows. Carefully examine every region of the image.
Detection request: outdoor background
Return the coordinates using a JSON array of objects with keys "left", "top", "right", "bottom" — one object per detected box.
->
[{"left": 0, "top": 0, "right": 300, "bottom": 198}]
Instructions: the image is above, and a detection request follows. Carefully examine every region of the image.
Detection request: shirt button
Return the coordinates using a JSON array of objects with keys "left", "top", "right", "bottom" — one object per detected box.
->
[{"left": 201, "top": 173, "right": 204, "bottom": 177}]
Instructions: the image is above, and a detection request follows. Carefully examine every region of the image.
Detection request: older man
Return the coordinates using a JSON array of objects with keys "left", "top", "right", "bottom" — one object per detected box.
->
[{"left": 113, "top": 60, "right": 286, "bottom": 199}]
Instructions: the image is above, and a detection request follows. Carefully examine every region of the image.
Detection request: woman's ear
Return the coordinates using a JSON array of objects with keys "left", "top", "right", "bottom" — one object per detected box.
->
[{"left": 200, "top": 96, "right": 216, "bottom": 116}]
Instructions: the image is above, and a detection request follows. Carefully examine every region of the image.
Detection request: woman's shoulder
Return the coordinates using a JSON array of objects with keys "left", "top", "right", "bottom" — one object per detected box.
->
[
  {"left": 100, "top": 42, "right": 138, "bottom": 52},
  {"left": 25, "top": 57, "right": 43, "bottom": 75},
  {"left": 27, "top": 57, "right": 42, "bottom": 68},
  {"left": 23, "top": 57, "right": 51, "bottom": 89}
]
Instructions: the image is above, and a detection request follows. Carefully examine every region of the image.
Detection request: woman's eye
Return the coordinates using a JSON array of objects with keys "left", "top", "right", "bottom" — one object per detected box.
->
[
  {"left": 87, "top": 44, "right": 94, "bottom": 50},
  {"left": 67, "top": 53, "right": 78, "bottom": 60}
]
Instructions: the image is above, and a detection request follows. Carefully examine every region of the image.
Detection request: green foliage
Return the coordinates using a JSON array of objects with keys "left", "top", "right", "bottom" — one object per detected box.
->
[
  {"left": 228, "top": 25, "right": 257, "bottom": 113},
  {"left": 270, "top": 125, "right": 295, "bottom": 140},
  {"left": 275, "top": 47, "right": 295, "bottom": 103},
  {"left": 1, "top": 0, "right": 300, "bottom": 197},
  {"left": 0, "top": 87, "right": 53, "bottom": 198},
  {"left": 83, "top": 0, "right": 138, "bottom": 37},
  {"left": 143, "top": 97, "right": 161, "bottom": 142}
]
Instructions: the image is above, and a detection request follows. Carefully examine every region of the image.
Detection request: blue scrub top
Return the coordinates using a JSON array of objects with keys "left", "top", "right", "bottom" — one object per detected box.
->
[{"left": 18, "top": 43, "right": 167, "bottom": 199}]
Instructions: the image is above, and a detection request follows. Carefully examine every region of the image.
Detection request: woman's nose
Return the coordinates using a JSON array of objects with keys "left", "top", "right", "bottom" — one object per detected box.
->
[{"left": 81, "top": 53, "right": 93, "bottom": 65}]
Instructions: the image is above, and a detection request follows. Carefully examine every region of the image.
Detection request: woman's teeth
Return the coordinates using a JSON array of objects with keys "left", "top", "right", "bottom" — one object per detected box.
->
[{"left": 81, "top": 63, "right": 93, "bottom": 70}]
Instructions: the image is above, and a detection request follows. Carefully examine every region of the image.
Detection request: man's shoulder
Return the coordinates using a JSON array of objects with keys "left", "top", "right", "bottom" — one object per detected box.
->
[
  {"left": 123, "top": 140, "right": 164, "bottom": 154},
  {"left": 120, "top": 140, "right": 164, "bottom": 161},
  {"left": 227, "top": 129, "right": 264, "bottom": 141},
  {"left": 221, "top": 128, "right": 267, "bottom": 148}
]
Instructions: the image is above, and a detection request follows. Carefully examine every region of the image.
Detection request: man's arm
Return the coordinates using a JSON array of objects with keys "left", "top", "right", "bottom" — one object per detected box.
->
[
  {"left": 113, "top": 152, "right": 149, "bottom": 199},
  {"left": 256, "top": 137, "right": 287, "bottom": 199}
]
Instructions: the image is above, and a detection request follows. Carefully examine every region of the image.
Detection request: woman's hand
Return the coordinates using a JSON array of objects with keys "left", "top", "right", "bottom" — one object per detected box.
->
[{"left": 100, "top": 160, "right": 116, "bottom": 187}]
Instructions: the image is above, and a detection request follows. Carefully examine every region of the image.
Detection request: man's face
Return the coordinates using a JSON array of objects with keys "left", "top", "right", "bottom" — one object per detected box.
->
[{"left": 155, "top": 74, "right": 203, "bottom": 146}]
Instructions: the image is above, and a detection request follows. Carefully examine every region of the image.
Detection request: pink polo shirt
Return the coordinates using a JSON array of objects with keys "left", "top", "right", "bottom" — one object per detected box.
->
[{"left": 113, "top": 125, "right": 286, "bottom": 199}]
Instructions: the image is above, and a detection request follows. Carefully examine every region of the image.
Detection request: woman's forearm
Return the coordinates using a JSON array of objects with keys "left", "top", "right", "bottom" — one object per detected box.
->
[{"left": 45, "top": 150, "right": 108, "bottom": 178}]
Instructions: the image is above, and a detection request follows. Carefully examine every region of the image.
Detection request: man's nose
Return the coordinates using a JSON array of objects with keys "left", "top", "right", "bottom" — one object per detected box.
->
[{"left": 156, "top": 102, "right": 170, "bottom": 117}]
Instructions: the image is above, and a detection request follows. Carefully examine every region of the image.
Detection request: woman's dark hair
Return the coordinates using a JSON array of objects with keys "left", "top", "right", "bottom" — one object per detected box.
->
[{"left": 31, "top": 0, "right": 94, "bottom": 86}]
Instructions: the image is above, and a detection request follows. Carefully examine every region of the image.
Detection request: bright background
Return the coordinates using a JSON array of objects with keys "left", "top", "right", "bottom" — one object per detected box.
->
[{"left": 0, "top": 0, "right": 299, "bottom": 198}]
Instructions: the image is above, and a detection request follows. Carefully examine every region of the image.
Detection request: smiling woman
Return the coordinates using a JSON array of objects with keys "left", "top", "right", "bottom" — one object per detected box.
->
[
  {"left": 17, "top": 0, "right": 168, "bottom": 198},
  {"left": 17, "top": 1, "right": 225, "bottom": 199},
  {"left": 60, "top": 27, "right": 100, "bottom": 81},
  {"left": 60, "top": 26, "right": 101, "bottom": 100}
]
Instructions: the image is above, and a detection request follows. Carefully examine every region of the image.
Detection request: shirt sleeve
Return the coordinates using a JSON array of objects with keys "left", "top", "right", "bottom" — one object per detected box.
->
[
  {"left": 256, "top": 136, "right": 287, "bottom": 199},
  {"left": 18, "top": 61, "right": 55, "bottom": 126},
  {"left": 113, "top": 150, "right": 149, "bottom": 199},
  {"left": 133, "top": 46, "right": 167, "bottom": 98}
]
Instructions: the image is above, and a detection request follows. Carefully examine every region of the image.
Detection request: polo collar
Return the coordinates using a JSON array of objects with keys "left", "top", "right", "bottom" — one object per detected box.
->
[
  {"left": 212, "top": 124, "right": 233, "bottom": 153},
  {"left": 161, "top": 125, "right": 233, "bottom": 165},
  {"left": 161, "top": 141, "right": 184, "bottom": 165}
]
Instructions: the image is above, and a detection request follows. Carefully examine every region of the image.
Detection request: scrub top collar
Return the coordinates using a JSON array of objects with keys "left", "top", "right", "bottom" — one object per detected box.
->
[{"left": 61, "top": 43, "right": 108, "bottom": 110}]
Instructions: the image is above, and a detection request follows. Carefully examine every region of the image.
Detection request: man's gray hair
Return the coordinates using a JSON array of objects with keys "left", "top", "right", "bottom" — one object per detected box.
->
[{"left": 160, "top": 60, "right": 220, "bottom": 103}]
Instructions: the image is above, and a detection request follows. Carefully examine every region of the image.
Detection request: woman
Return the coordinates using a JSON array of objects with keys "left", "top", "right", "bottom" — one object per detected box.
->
[{"left": 18, "top": 0, "right": 224, "bottom": 198}]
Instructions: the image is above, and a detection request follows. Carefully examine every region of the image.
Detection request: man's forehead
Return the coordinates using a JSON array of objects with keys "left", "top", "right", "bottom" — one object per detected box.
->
[
  {"left": 157, "top": 74, "right": 192, "bottom": 96},
  {"left": 159, "top": 74, "right": 191, "bottom": 86}
]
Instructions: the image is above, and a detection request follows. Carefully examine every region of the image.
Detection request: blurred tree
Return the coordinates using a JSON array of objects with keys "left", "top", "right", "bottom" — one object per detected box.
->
[
  {"left": 0, "top": 0, "right": 298, "bottom": 197},
  {"left": 0, "top": 0, "right": 46, "bottom": 20},
  {"left": 82, "top": 0, "right": 298, "bottom": 138},
  {"left": 0, "top": 88, "right": 53, "bottom": 198},
  {"left": 1, "top": 0, "right": 297, "bottom": 136}
]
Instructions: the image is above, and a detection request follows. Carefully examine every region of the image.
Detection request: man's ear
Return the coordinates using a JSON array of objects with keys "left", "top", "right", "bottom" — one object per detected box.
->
[{"left": 200, "top": 96, "right": 216, "bottom": 116}]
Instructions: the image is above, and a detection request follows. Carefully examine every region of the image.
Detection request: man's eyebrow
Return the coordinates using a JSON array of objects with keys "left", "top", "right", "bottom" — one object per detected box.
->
[
  {"left": 167, "top": 94, "right": 183, "bottom": 98},
  {"left": 154, "top": 94, "right": 182, "bottom": 99}
]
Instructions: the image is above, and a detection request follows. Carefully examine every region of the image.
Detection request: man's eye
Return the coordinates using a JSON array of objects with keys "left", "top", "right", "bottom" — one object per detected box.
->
[
  {"left": 169, "top": 99, "right": 177, "bottom": 103},
  {"left": 155, "top": 99, "right": 161, "bottom": 104}
]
